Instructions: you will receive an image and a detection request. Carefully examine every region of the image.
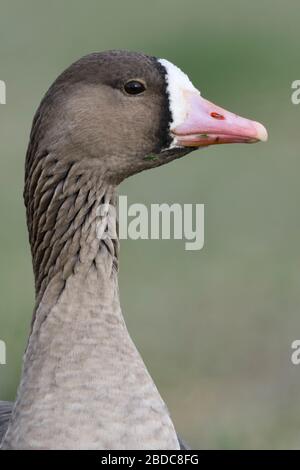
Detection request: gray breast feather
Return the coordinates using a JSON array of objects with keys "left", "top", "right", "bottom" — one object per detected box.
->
[
  {"left": 0, "top": 401, "right": 189, "bottom": 450},
  {"left": 0, "top": 401, "right": 12, "bottom": 444}
]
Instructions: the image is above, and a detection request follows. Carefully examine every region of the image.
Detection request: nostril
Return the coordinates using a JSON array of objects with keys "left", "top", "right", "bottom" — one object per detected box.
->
[{"left": 210, "top": 112, "right": 225, "bottom": 120}]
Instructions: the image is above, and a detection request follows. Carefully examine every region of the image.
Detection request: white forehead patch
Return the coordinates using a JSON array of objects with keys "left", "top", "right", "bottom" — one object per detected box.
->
[{"left": 158, "top": 58, "right": 200, "bottom": 136}]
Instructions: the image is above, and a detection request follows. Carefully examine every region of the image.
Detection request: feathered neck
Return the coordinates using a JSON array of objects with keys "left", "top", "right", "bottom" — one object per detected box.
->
[{"left": 2, "top": 143, "right": 179, "bottom": 450}]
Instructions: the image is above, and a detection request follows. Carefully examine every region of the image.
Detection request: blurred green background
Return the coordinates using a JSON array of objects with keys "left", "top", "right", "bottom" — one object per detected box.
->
[{"left": 0, "top": 0, "right": 299, "bottom": 449}]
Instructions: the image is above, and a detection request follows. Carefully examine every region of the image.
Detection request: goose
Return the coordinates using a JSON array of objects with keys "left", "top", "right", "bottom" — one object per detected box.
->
[{"left": 0, "top": 50, "right": 267, "bottom": 450}]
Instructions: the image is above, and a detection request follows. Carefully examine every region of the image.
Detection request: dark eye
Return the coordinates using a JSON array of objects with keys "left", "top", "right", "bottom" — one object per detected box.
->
[{"left": 124, "top": 80, "right": 146, "bottom": 95}]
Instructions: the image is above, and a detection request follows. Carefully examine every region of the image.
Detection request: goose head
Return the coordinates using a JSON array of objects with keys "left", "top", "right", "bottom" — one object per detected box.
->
[{"left": 35, "top": 50, "right": 267, "bottom": 186}]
